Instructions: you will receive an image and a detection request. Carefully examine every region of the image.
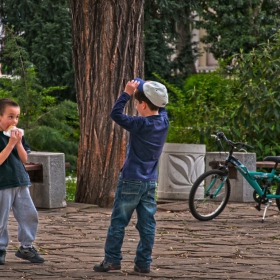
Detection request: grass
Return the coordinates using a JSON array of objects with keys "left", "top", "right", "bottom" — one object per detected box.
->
[{"left": 66, "top": 172, "right": 77, "bottom": 202}]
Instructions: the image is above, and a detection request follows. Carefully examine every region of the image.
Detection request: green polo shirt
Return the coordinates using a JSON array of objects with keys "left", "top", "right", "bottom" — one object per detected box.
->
[{"left": 0, "top": 132, "right": 31, "bottom": 190}]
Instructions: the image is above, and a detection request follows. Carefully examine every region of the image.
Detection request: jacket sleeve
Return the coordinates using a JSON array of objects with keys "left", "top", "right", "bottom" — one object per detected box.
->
[{"left": 110, "top": 92, "right": 141, "bottom": 132}]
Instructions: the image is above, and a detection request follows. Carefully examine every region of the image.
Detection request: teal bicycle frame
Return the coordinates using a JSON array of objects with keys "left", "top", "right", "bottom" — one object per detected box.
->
[{"left": 227, "top": 155, "right": 280, "bottom": 199}]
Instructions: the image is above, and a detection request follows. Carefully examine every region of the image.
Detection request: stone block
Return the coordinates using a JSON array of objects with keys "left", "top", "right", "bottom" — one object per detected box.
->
[
  {"left": 157, "top": 143, "right": 206, "bottom": 200},
  {"left": 28, "top": 152, "right": 67, "bottom": 208},
  {"left": 206, "top": 152, "right": 256, "bottom": 202}
]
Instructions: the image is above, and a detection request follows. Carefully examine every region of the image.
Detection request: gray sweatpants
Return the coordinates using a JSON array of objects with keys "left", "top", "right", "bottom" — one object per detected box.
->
[{"left": 0, "top": 186, "right": 38, "bottom": 250}]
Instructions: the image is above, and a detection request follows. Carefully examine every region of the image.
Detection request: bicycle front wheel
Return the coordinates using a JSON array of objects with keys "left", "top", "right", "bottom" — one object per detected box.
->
[{"left": 189, "top": 169, "right": 231, "bottom": 221}]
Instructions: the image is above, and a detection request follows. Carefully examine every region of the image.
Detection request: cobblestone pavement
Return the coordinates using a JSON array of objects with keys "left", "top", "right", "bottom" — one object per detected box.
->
[{"left": 2, "top": 200, "right": 280, "bottom": 279}]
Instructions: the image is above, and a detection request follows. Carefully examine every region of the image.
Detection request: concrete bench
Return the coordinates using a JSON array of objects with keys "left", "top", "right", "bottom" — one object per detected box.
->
[
  {"left": 157, "top": 143, "right": 206, "bottom": 200},
  {"left": 206, "top": 152, "right": 256, "bottom": 202},
  {"left": 256, "top": 161, "right": 280, "bottom": 169},
  {"left": 25, "top": 162, "right": 70, "bottom": 182},
  {"left": 26, "top": 152, "right": 69, "bottom": 209}
]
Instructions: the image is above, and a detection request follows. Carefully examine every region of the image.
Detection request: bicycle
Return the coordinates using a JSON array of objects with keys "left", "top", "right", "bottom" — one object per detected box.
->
[{"left": 188, "top": 131, "right": 280, "bottom": 223}]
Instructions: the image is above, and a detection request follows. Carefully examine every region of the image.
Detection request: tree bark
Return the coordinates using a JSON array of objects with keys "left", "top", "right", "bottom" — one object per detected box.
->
[{"left": 70, "top": 0, "right": 144, "bottom": 207}]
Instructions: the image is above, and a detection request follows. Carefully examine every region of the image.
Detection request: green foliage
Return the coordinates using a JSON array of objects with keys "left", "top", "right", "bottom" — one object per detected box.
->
[
  {"left": 0, "top": 26, "right": 78, "bottom": 169},
  {"left": 144, "top": 0, "right": 199, "bottom": 86},
  {"left": 1, "top": 0, "right": 199, "bottom": 98},
  {"left": 196, "top": 0, "right": 280, "bottom": 63},
  {"left": 1, "top": 74, "right": 79, "bottom": 169},
  {"left": 0, "top": 0, "right": 201, "bottom": 98},
  {"left": 154, "top": 71, "right": 237, "bottom": 146},
  {"left": 222, "top": 32, "right": 280, "bottom": 160},
  {"left": 157, "top": 32, "right": 280, "bottom": 161},
  {"left": 24, "top": 99, "right": 79, "bottom": 169},
  {"left": 0, "top": 25, "right": 30, "bottom": 75},
  {"left": 66, "top": 172, "right": 77, "bottom": 202},
  {"left": 0, "top": 0, "right": 75, "bottom": 101}
]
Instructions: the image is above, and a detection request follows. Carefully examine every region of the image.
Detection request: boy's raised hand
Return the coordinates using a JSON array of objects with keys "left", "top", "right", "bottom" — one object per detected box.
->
[
  {"left": 9, "top": 129, "right": 22, "bottom": 146},
  {"left": 124, "top": 80, "right": 140, "bottom": 96}
]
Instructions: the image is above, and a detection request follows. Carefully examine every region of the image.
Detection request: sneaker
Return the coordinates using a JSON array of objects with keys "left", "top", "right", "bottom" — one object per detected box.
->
[
  {"left": 134, "top": 264, "right": 150, "bottom": 273},
  {"left": 15, "top": 246, "right": 44, "bottom": 263},
  {"left": 0, "top": 250, "right": 6, "bottom": 265},
  {"left": 93, "top": 260, "right": 121, "bottom": 272}
]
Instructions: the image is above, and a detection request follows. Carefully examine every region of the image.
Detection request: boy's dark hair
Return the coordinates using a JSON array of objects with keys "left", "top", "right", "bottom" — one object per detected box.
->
[
  {"left": 0, "top": 98, "right": 19, "bottom": 115},
  {"left": 134, "top": 90, "right": 159, "bottom": 111}
]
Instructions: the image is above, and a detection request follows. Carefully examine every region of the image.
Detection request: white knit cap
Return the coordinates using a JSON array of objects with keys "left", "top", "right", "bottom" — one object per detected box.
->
[{"left": 134, "top": 78, "right": 168, "bottom": 107}]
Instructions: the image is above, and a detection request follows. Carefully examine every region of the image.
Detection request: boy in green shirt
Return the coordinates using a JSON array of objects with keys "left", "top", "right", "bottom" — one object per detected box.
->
[{"left": 0, "top": 98, "right": 44, "bottom": 264}]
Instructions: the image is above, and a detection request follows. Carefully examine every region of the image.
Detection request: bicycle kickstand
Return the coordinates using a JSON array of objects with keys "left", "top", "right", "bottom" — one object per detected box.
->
[{"left": 262, "top": 199, "right": 272, "bottom": 223}]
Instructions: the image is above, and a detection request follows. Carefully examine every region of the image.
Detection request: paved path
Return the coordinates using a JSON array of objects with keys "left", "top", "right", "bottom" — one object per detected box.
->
[{"left": 2, "top": 200, "right": 280, "bottom": 279}]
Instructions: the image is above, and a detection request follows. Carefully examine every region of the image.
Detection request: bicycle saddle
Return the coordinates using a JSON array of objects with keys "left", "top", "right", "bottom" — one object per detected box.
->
[{"left": 263, "top": 156, "right": 280, "bottom": 163}]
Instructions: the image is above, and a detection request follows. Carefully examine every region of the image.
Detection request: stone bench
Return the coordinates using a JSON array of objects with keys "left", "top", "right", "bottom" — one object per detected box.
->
[
  {"left": 26, "top": 152, "right": 68, "bottom": 209},
  {"left": 206, "top": 152, "right": 256, "bottom": 202},
  {"left": 256, "top": 161, "right": 280, "bottom": 169},
  {"left": 157, "top": 143, "right": 206, "bottom": 200}
]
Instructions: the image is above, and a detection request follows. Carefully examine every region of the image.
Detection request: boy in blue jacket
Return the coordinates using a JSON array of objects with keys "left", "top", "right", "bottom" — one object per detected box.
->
[{"left": 94, "top": 78, "right": 169, "bottom": 273}]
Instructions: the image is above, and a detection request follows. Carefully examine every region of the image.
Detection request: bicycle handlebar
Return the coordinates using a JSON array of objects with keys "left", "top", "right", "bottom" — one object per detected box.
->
[{"left": 212, "top": 131, "right": 254, "bottom": 151}]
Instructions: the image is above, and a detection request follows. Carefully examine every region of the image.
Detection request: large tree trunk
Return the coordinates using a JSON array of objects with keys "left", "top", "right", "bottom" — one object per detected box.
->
[{"left": 70, "top": 0, "right": 144, "bottom": 207}]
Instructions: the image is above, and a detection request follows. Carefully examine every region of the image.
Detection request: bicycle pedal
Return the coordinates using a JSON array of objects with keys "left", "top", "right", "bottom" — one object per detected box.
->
[{"left": 255, "top": 204, "right": 261, "bottom": 211}]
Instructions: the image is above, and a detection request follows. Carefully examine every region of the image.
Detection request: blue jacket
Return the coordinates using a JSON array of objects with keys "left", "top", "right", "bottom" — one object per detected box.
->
[{"left": 110, "top": 92, "right": 169, "bottom": 181}]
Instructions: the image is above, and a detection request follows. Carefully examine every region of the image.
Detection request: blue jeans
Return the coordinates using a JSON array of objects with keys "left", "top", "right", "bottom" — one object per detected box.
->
[{"left": 104, "top": 176, "right": 157, "bottom": 269}]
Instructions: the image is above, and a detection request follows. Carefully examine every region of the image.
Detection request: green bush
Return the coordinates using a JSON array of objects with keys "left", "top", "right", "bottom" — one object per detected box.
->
[
  {"left": 66, "top": 172, "right": 77, "bottom": 202},
  {"left": 155, "top": 32, "right": 280, "bottom": 161},
  {"left": 222, "top": 33, "right": 280, "bottom": 160},
  {"left": 154, "top": 72, "right": 237, "bottom": 147},
  {"left": 0, "top": 74, "right": 79, "bottom": 170},
  {"left": 0, "top": 27, "right": 79, "bottom": 170}
]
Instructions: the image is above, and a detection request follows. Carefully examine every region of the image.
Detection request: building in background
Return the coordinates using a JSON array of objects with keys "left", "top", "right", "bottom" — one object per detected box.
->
[{"left": 192, "top": 14, "right": 218, "bottom": 73}]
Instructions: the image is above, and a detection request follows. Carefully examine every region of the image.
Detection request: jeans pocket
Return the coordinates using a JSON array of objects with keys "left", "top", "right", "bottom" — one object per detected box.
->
[
  {"left": 121, "top": 181, "right": 141, "bottom": 202},
  {"left": 147, "top": 182, "right": 156, "bottom": 198}
]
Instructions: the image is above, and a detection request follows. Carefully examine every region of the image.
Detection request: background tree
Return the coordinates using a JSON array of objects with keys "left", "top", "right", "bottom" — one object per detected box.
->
[
  {"left": 70, "top": 0, "right": 144, "bottom": 207},
  {"left": 144, "top": 0, "right": 199, "bottom": 85},
  {"left": 0, "top": 26, "right": 79, "bottom": 169},
  {"left": 0, "top": 0, "right": 74, "bottom": 100},
  {"left": 161, "top": 32, "right": 280, "bottom": 161},
  {"left": 196, "top": 0, "right": 280, "bottom": 63},
  {"left": 224, "top": 33, "right": 280, "bottom": 158},
  {"left": 0, "top": 0, "right": 200, "bottom": 101}
]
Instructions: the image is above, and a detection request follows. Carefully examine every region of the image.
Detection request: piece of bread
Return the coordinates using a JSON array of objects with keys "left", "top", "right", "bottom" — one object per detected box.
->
[{"left": 5, "top": 125, "right": 15, "bottom": 132}]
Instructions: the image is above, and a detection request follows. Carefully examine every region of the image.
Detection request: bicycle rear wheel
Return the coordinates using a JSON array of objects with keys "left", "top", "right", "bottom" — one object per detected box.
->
[{"left": 189, "top": 169, "right": 231, "bottom": 221}]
